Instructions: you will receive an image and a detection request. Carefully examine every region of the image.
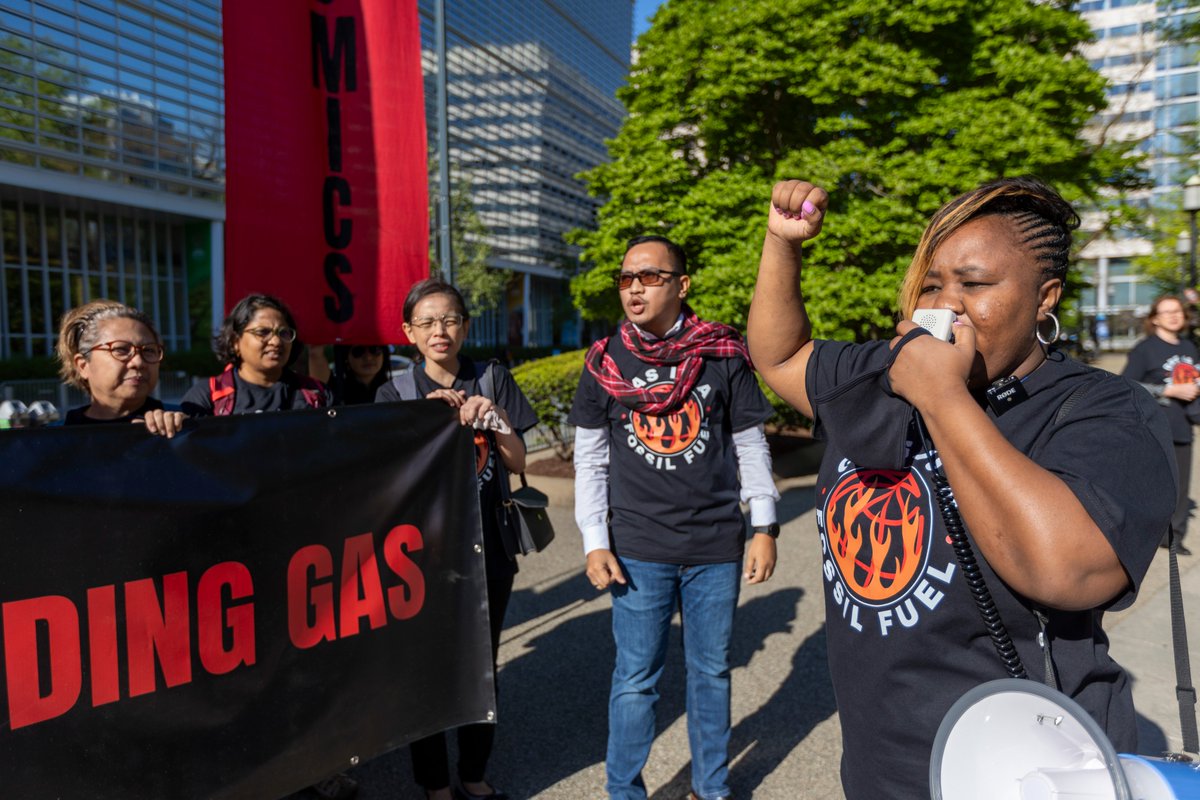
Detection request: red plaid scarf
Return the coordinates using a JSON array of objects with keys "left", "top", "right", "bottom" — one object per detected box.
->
[{"left": 585, "top": 307, "right": 751, "bottom": 414}]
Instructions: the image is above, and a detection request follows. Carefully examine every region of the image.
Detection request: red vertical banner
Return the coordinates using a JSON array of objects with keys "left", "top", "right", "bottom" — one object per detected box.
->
[{"left": 223, "top": 0, "right": 429, "bottom": 344}]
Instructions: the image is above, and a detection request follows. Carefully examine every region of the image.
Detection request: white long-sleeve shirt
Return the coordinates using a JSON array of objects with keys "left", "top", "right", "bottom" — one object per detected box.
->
[{"left": 573, "top": 422, "right": 779, "bottom": 555}]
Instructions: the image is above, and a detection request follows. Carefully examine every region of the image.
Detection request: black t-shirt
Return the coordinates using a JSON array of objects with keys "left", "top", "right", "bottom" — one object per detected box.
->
[
  {"left": 567, "top": 335, "right": 773, "bottom": 565},
  {"left": 376, "top": 357, "right": 538, "bottom": 579},
  {"left": 808, "top": 340, "right": 1175, "bottom": 800},
  {"left": 64, "top": 397, "right": 164, "bottom": 426},
  {"left": 1121, "top": 335, "right": 1199, "bottom": 444},
  {"left": 181, "top": 369, "right": 328, "bottom": 416}
]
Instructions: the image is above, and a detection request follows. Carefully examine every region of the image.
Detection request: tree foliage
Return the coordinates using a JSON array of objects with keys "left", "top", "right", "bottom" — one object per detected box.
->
[
  {"left": 430, "top": 167, "right": 509, "bottom": 312},
  {"left": 570, "top": 0, "right": 1143, "bottom": 338}
]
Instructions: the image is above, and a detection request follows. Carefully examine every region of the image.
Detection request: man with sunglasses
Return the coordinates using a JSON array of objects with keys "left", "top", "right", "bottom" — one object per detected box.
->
[{"left": 568, "top": 235, "right": 779, "bottom": 800}]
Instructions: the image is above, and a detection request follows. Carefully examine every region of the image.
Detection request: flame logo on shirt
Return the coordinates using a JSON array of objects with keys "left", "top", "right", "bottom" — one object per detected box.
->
[
  {"left": 630, "top": 384, "right": 704, "bottom": 456},
  {"left": 474, "top": 431, "right": 490, "bottom": 476},
  {"left": 826, "top": 468, "right": 929, "bottom": 604},
  {"left": 1172, "top": 361, "right": 1200, "bottom": 385}
]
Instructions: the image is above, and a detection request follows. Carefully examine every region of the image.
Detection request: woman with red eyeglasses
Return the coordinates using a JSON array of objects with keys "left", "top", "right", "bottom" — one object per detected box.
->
[
  {"left": 329, "top": 343, "right": 390, "bottom": 406},
  {"left": 56, "top": 299, "right": 184, "bottom": 436}
]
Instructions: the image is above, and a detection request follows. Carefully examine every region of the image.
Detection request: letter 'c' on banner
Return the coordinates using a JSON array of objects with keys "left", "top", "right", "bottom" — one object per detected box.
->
[{"left": 223, "top": 0, "right": 429, "bottom": 343}]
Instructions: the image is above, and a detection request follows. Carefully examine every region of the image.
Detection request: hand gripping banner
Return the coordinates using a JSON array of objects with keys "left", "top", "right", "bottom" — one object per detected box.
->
[
  {"left": 0, "top": 403, "right": 491, "bottom": 799},
  {"left": 223, "top": 0, "right": 429, "bottom": 343}
]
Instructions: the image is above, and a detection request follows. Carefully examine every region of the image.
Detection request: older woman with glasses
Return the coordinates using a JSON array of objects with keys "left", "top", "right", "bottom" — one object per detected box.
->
[
  {"left": 182, "top": 293, "right": 330, "bottom": 416},
  {"left": 56, "top": 299, "right": 184, "bottom": 436}
]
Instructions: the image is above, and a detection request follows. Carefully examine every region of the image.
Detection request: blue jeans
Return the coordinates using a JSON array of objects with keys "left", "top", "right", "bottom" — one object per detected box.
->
[{"left": 606, "top": 557, "right": 740, "bottom": 800}]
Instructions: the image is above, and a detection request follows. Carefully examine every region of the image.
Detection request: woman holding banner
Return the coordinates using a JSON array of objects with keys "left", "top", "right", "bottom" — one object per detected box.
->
[
  {"left": 56, "top": 299, "right": 184, "bottom": 437},
  {"left": 179, "top": 293, "right": 351, "bottom": 800},
  {"left": 377, "top": 278, "right": 537, "bottom": 800},
  {"left": 181, "top": 293, "right": 331, "bottom": 416}
]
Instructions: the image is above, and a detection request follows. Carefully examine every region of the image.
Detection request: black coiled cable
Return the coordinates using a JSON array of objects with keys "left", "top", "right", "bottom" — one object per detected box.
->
[{"left": 916, "top": 414, "right": 1028, "bottom": 680}]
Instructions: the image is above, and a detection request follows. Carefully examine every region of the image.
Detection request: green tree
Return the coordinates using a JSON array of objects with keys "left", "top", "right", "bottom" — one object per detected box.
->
[
  {"left": 430, "top": 168, "right": 510, "bottom": 312},
  {"left": 571, "top": 0, "right": 1144, "bottom": 338}
]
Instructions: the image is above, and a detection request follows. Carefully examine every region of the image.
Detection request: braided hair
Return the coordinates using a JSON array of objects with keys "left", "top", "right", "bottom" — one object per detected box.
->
[
  {"left": 899, "top": 177, "right": 1079, "bottom": 318},
  {"left": 56, "top": 300, "right": 161, "bottom": 391}
]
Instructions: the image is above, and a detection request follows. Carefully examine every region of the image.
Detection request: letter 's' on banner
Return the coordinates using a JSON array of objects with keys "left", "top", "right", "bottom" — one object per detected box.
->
[{"left": 223, "top": 0, "right": 428, "bottom": 343}]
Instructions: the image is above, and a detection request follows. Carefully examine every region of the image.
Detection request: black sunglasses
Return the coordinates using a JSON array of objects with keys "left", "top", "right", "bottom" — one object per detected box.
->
[{"left": 350, "top": 346, "right": 385, "bottom": 358}]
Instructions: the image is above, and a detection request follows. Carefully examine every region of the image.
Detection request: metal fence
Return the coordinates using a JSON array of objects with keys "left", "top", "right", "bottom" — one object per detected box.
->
[{"left": 0, "top": 372, "right": 198, "bottom": 415}]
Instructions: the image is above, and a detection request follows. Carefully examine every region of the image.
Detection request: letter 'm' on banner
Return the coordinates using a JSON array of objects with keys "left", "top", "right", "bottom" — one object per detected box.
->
[{"left": 223, "top": 0, "right": 428, "bottom": 343}]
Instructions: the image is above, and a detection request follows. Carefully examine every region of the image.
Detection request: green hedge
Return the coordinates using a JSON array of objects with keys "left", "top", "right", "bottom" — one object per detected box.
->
[
  {"left": 511, "top": 349, "right": 810, "bottom": 459},
  {"left": 511, "top": 349, "right": 586, "bottom": 459}
]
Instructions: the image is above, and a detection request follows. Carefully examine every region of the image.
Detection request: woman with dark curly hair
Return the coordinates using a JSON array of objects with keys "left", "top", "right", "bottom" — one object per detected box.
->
[
  {"left": 181, "top": 293, "right": 330, "bottom": 416},
  {"left": 748, "top": 177, "right": 1176, "bottom": 800}
]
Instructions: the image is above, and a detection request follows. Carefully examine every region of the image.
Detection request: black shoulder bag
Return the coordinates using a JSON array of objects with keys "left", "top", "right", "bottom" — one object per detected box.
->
[{"left": 477, "top": 361, "right": 556, "bottom": 558}]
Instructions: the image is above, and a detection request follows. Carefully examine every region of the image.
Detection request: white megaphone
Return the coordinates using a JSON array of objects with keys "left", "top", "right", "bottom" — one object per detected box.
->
[{"left": 931, "top": 679, "right": 1200, "bottom": 799}]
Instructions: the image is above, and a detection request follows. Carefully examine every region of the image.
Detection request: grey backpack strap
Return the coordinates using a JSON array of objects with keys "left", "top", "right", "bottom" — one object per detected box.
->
[
  {"left": 475, "top": 358, "right": 499, "bottom": 402},
  {"left": 390, "top": 369, "right": 419, "bottom": 401}
]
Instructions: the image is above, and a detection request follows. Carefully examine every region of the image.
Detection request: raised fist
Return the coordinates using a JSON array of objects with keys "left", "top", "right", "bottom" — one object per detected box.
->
[{"left": 768, "top": 180, "right": 828, "bottom": 243}]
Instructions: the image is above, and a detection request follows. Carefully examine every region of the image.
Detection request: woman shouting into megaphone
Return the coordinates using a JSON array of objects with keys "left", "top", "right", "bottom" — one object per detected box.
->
[{"left": 748, "top": 178, "right": 1176, "bottom": 800}]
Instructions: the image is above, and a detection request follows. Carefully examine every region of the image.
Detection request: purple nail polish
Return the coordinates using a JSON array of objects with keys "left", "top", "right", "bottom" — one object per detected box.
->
[{"left": 802, "top": 200, "right": 817, "bottom": 217}]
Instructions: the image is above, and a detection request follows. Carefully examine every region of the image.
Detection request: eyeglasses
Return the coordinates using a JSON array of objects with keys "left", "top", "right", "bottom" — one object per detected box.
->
[
  {"left": 410, "top": 313, "right": 464, "bottom": 330},
  {"left": 87, "top": 341, "right": 165, "bottom": 363},
  {"left": 614, "top": 269, "right": 682, "bottom": 290},
  {"left": 244, "top": 326, "right": 297, "bottom": 342},
  {"left": 350, "top": 345, "right": 385, "bottom": 358}
]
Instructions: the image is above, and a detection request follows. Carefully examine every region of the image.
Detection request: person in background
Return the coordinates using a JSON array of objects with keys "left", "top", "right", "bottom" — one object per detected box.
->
[
  {"left": 569, "top": 235, "right": 779, "bottom": 800},
  {"left": 376, "top": 278, "right": 537, "bottom": 800},
  {"left": 56, "top": 299, "right": 183, "bottom": 436},
  {"left": 329, "top": 344, "right": 390, "bottom": 406},
  {"left": 748, "top": 177, "right": 1175, "bottom": 800},
  {"left": 1122, "top": 294, "right": 1198, "bottom": 555},
  {"left": 181, "top": 293, "right": 330, "bottom": 416}
]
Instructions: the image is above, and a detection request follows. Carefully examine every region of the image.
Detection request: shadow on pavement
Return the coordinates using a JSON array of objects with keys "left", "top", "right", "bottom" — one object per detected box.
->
[
  {"left": 502, "top": 565, "right": 597, "bottom": 630},
  {"left": 649, "top": 621, "right": 835, "bottom": 799},
  {"left": 1136, "top": 711, "right": 1170, "bottom": 756},
  {"left": 483, "top": 586, "right": 816, "bottom": 798},
  {"left": 777, "top": 484, "right": 817, "bottom": 526}
]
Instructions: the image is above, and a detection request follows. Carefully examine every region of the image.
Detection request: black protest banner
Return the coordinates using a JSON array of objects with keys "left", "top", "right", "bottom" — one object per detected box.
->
[{"left": 0, "top": 402, "right": 492, "bottom": 799}]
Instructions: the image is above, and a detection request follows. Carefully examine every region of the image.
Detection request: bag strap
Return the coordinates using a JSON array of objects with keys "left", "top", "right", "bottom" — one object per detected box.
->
[
  {"left": 1168, "top": 528, "right": 1199, "bottom": 753},
  {"left": 1054, "top": 380, "right": 1093, "bottom": 425},
  {"left": 209, "top": 364, "right": 237, "bottom": 416},
  {"left": 475, "top": 358, "right": 498, "bottom": 402},
  {"left": 390, "top": 369, "right": 419, "bottom": 401},
  {"left": 296, "top": 375, "right": 328, "bottom": 408},
  {"left": 475, "top": 359, "right": 533, "bottom": 492}
]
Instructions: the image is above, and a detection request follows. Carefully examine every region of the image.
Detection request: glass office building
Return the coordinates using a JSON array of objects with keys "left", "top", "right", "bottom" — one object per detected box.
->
[
  {"left": 417, "top": 0, "right": 630, "bottom": 348},
  {"left": 1077, "top": 0, "right": 1199, "bottom": 347},
  {"left": 0, "top": 0, "right": 630, "bottom": 361},
  {"left": 0, "top": 0, "right": 225, "bottom": 360}
]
